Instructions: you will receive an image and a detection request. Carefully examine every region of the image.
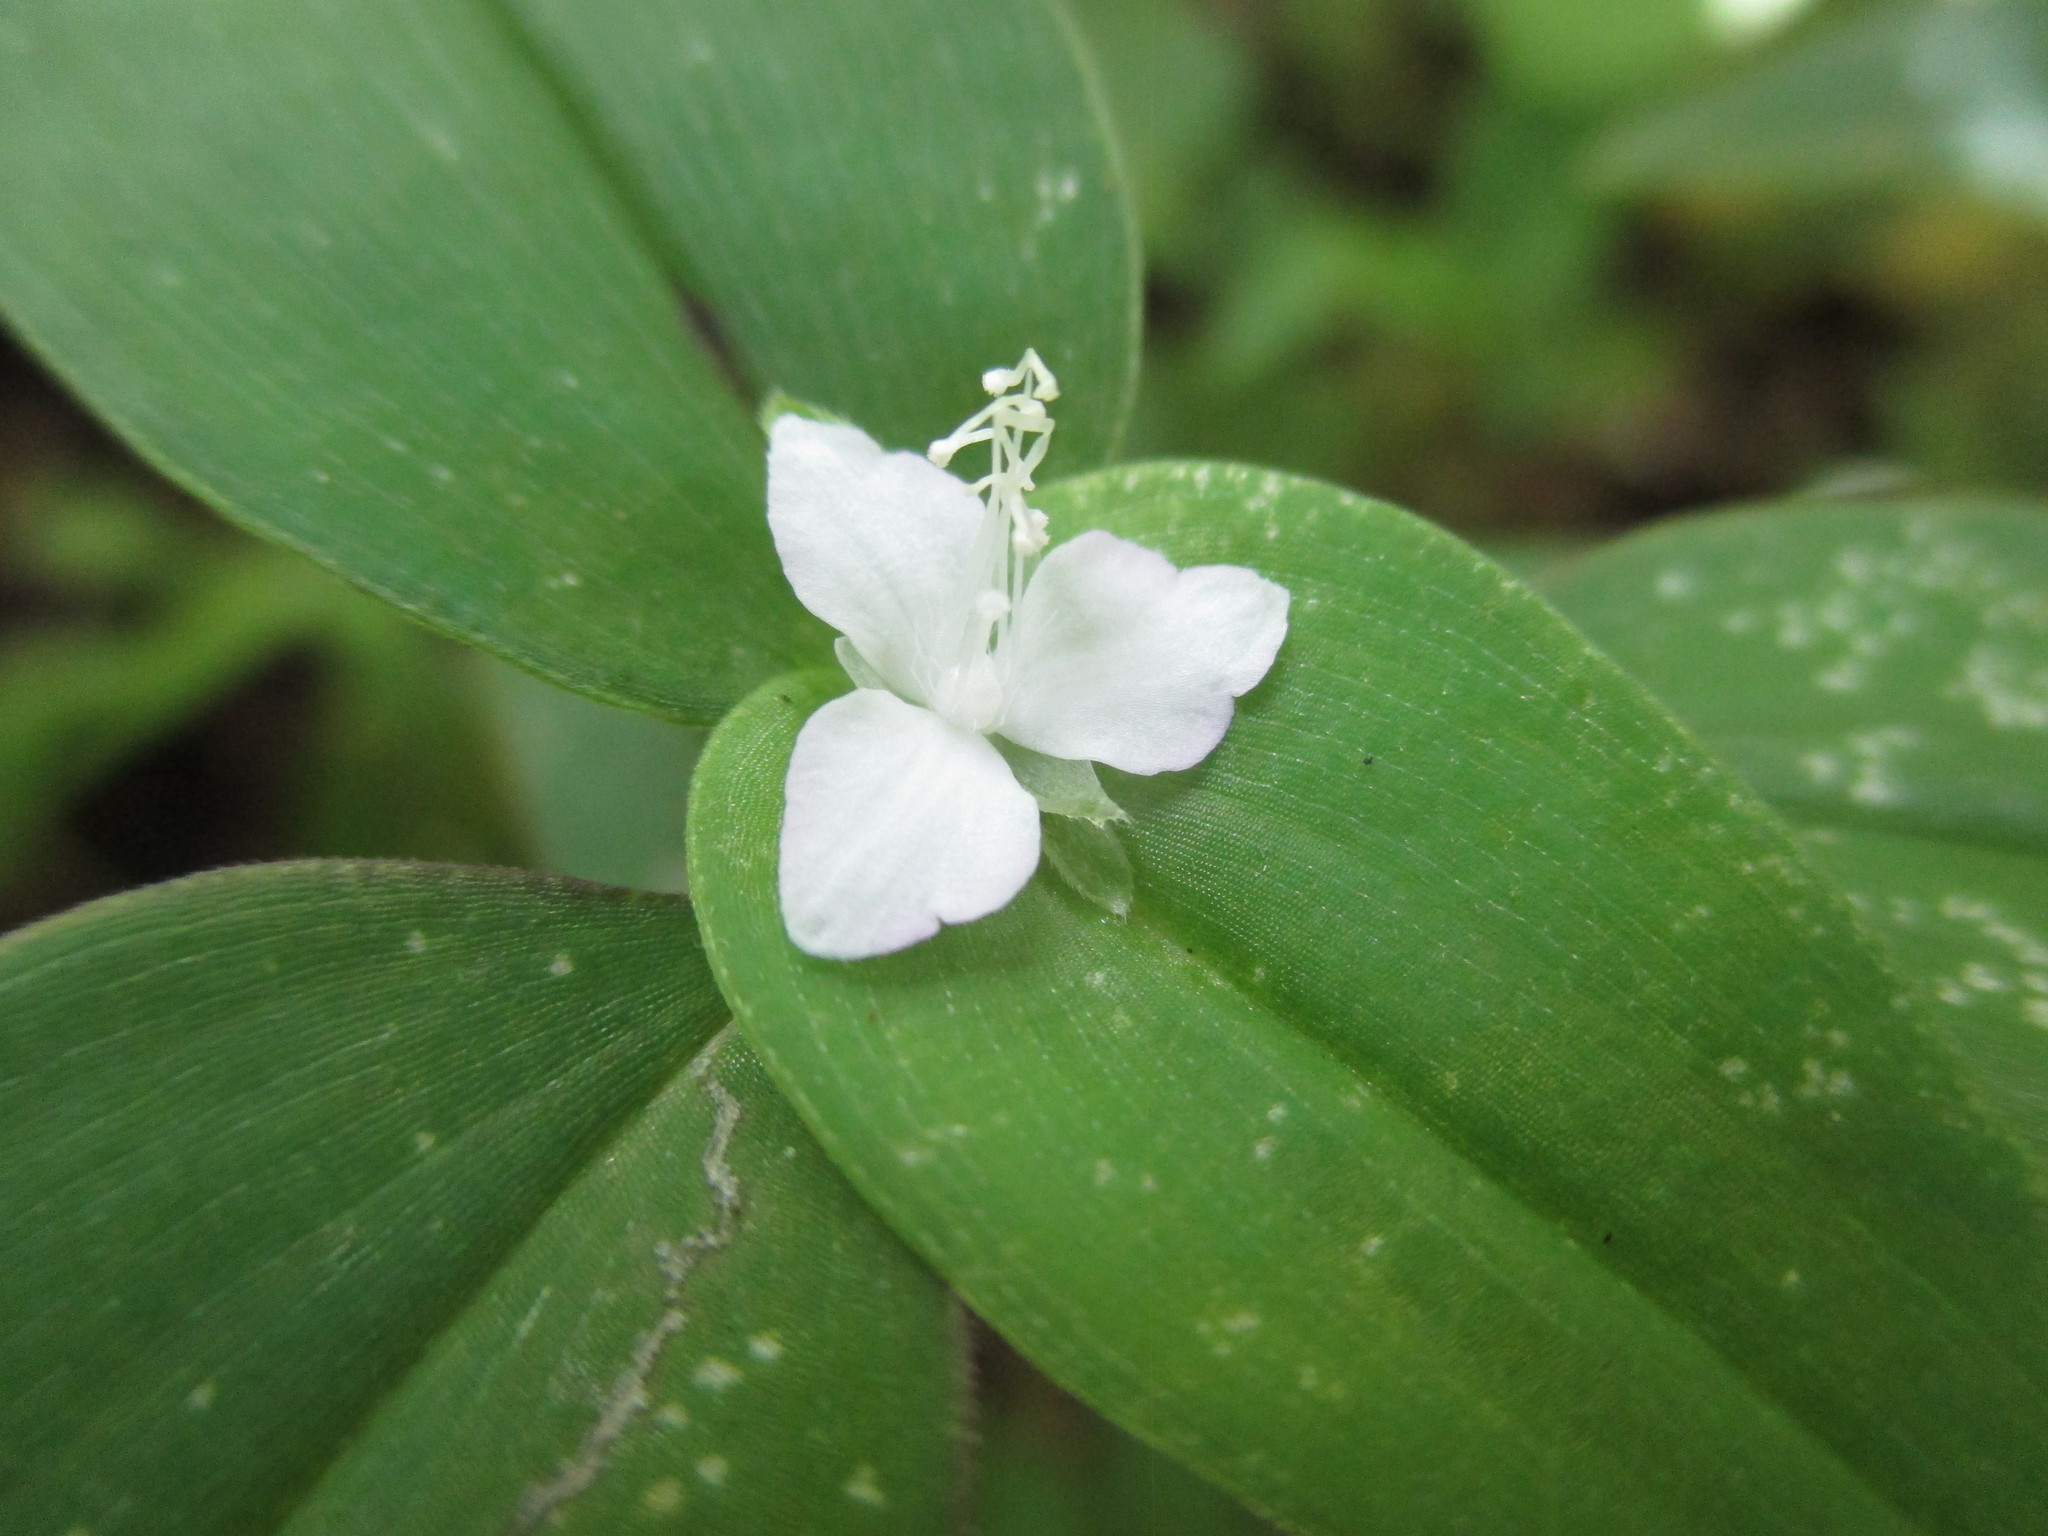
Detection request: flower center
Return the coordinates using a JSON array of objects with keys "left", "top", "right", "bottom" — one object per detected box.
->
[{"left": 924, "top": 350, "right": 1059, "bottom": 732}]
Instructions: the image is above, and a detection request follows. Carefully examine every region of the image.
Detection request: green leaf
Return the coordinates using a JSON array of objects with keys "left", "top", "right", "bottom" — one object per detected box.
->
[
  {"left": 1540, "top": 498, "right": 2048, "bottom": 853},
  {"left": 1540, "top": 496, "right": 2048, "bottom": 1172},
  {"left": 0, "top": 0, "right": 818, "bottom": 723},
  {"left": 284, "top": 1028, "right": 965, "bottom": 1535},
  {"left": 0, "top": 0, "right": 1138, "bottom": 723},
  {"left": 505, "top": 0, "right": 1140, "bottom": 472},
  {"left": 1797, "top": 825, "right": 2048, "bottom": 1164},
  {"left": 690, "top": 464, "right": 2048, "bottom": 1535},
  {"left": 0, "top": 861, "right": 724, "bottom": 1536}
]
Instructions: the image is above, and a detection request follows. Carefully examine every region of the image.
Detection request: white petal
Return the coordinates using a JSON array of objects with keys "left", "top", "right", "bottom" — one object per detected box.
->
[
  {"left": 779, "top": 689, "right": 1041, "bottom": 960},
  {"left": 998, "top": 530, "right": 1290, "bottom": 775},
  {"left": 767, "top": 415, "right": 985, "bottom": 701}
]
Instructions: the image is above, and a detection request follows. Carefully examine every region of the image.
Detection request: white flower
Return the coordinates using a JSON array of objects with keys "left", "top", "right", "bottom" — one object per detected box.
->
[{"left": 768, "top": 352, "right": 1289, "bottom": 960}]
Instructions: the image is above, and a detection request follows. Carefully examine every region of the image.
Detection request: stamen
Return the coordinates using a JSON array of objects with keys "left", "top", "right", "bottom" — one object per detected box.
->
[{"left": 925, "top": 350, "right": 1059, "bottom": 700}]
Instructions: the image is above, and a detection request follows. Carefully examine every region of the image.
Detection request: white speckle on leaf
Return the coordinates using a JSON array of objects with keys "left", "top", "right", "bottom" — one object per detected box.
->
[
  {"left": 405, "top": 930, "right": 428, "bottom": 955},
  {"left": 747, "top": 1333, "right": 784, "bottom": 1362},
  {"left": 693, "top": 1357, "right": 743, "bottom": 1392},
  {"left": 655, "top": 1402, "right": 690, "bottom": 1429},
  {"left": 1266, "top": 1103, "right": 1288, "bottom": 1123},
  {"left": 1252, "top": 1137, "right": 1276, "bottom": 1161},
  {"left": 1655, "top": 568, "right": 1698, "bottom": 600},
  {"left": 413, "top": 1130, "right": 437, "bottom": 1154},
  {"left": 186, "top": 1380, "right": 217, "bottom": 1411},
  {"left": 642, "top": 1479, "right": 684, "bottom": 1513},
  {"left": 549, "top": 953, "right": 575, "bottom": 977},
  {"left": 1360, "top": 1235, "right": 1386, "bottom": 1258},
  {"left": 844, "top": 1465, "right": 887, "bottom": 1507},
  {"left": 696, "top": 1455, "right": 729, "bottom": 1488},
  {"left": 1093, "top": 1159, "right": 1116, "bottom": 1187},
  {"left": 1719, "top": 1058, "right": 1749, "bottom": 1080},
  {"left": 1950, "top": 643, "right": 2048, "bottom": 730}
]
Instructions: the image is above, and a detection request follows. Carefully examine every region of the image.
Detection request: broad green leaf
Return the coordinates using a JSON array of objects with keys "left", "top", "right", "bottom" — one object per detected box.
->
[
  {"left": 0, "top": 0, "right": 1139, "bottom": 724},
  {"left": 1590, "top": 0, "right": 2048, "bottom": 221},
  {"left": 505, "top": 0, "right": 1140, "bottom": 471},
  {"left": 487, "top": 661, "right": 704, "bottom": 894},
  {"left": 1540, "top": 496, "right": 2048, "bottom": 1172},
  {"left": 0, "top": 861, "right": 723, "bottom": 1536},
  {"left": 285, "top": 1028, "right": 964, "bottom": 1535},
  {"left": 1540, "top": 499, "right": 2048, "bottom": 852},
  {"left": 0, "top": 0, "right": 817, "bottom": 724},
  {"left": 1797, "top": 825, "right": 2048, "bottom": 1163},
  {"left": 690, "top": 464, "right": 2048, "bottom": 1535}
]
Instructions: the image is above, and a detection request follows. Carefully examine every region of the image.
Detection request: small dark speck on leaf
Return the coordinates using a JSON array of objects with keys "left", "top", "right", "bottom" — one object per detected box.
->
[
  {"left": 1361, "top": 755, "right": 1376, "bottom": 766},
  {"left": 1602, "top": 1232, "right": 1614, "bottom": 1245},
  {"left": 775, "top": 694, "right": 792, "bottom": 705}
]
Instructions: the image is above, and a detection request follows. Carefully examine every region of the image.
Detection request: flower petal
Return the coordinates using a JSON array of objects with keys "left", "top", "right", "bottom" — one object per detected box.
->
[
  {"left": 767, "top": 415, "right": 985, "bottom": 702},
  {"left": 998, "top": 530, "right": 1290, "bottom": 775},
  {"left": 779, "top": 689, "right": 1041, "bottom": 960}
]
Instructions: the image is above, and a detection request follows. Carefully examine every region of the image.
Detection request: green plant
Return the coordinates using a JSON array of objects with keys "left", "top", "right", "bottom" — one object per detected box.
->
[{"left": 1, "top": 3, "right": 2044, "bottom": 1534}]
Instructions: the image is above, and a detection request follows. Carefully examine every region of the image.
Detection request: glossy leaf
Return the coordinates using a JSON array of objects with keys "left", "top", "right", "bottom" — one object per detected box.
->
[
  {"left": 1541, "top": 499, "right": 2048, "bottom": 852},
  {"left": 286, "top": 1028, "right": 965, "bottom": 1535},
  {"left": 690, "top": 464, "right": 2048, "bottom": 1535},
  {"left": 506, "top": 0, "right": 1140, "bottom": 471},
  {"left": 0, "top": 861, "right": 724, "bottom": 1536}
]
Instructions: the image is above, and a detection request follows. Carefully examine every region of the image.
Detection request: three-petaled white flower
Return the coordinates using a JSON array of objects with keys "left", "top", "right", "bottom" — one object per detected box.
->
[{"left": 769, "top": 352, "right": 1290, "bottom": 960}]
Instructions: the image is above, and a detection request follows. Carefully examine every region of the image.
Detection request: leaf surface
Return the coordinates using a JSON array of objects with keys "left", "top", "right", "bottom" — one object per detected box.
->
[
  {"left": 285, "top": 1028, "right": 964, "bottom": 1535},
  {"left": 1542, "top": 497, "right": 2048, "bottom": 852},
  {"left": 0, "top": 0, "right": 1137, "bottom": 722},
  {"left": 505, "top": 0, "right": 1140, "bottom": 470},
  {"left": 1542, "top": 496, "right": 2048, "bottom": 1172},
  {"left": 0, "top": 862, "right": 722, "bottom": 1536},
  {"left": 690, "top": 463, "right": 2048, "bottom": 1535}
]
